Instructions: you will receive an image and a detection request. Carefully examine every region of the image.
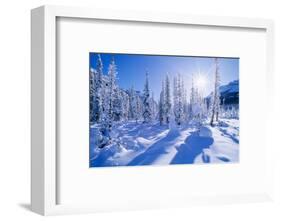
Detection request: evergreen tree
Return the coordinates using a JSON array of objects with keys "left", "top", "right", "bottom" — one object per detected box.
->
[
  {"left": 182, "top": 83, "right": 188, "bottom": 122},
  {"left": 150, "top": 92, "right": 157, "bottom": 120},
  {"left": 173, "top": 74, "right": 184, "bottom": 125},
  {"left": 92, "top": 54, "right": 103, "bottom": 123},
  {"left": 112, "top": 89, "right": 122, "bottom": 121},
  {"left": 129, "top": 86, "right": 136, "bottom": 120},
  {"left": 143, "top": 71, "right": 152, "bottom": 123},
  {"left": 119, "top": 90, "right": 129, "bottom": 121},
  {"left": 178, "top": 75, "right": 184, "bottom": 125},
  {"left": 164, "top": 74, "right": 172, "bottom": 124},
  {"left": 89, "top": 68, "right": 96, "bottom": 124},
  {"left": 107, "top": 57, "right": 118, "bottom": 128},
  {"left": 210, "top": 58, "right": 221, "bottom": 126},
  {"left": 135, "top": 95, "right": 142, "bottom": 123},
  {"left": 189, "top": 73, "right": 205, "bottom": 125},
  {"left": 202, "top": 98, "right": 208, "bottom": 120},
  {"left": 189, "top": 73, "right": 195, "bottom": 121},
  {"left": 159, "top": 81, "right": 165, "bottom": 125}
]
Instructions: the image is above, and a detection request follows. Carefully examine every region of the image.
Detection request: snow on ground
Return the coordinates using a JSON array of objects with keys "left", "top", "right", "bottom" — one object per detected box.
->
[
  {"left": 194, "top": 119, "right": 239, "bottom": 164},
  {"left": 90, "top": 119, "right": 239, "bottom": 167}
]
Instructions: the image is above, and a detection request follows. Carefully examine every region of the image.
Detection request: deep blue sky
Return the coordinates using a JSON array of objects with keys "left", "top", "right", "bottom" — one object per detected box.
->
[{"left": 89, "top": 53, "right": 239, "bottom": 100}]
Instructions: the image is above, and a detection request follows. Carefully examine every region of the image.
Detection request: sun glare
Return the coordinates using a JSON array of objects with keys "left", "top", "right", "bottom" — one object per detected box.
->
[{"left": 194, "top": 74, "right": 207, "bottom": 91}]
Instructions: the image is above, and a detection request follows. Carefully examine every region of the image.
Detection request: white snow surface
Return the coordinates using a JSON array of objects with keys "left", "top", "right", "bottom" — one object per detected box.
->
[{"left": 90, "top": 119, "right": 239, "bottom": 167}]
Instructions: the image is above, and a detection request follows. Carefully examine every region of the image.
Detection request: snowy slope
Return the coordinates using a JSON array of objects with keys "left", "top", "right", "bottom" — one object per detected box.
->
[
  {"left": 194, "top": 119, "right": 239, "bottom": 163},
  {"left": 90, "top": 119, "right": 239, "bottom": 167}
]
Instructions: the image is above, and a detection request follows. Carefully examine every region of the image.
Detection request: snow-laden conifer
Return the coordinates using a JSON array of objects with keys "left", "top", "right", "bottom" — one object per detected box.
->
[
  {"left": 210, "top": 58, "right": 221, "bottom": 126},
  {"left": 164, "top": 74, "right": 172, "bottom": 124},
  {"left": 142, "top": 71, "right": 152, "bottom": 123}
]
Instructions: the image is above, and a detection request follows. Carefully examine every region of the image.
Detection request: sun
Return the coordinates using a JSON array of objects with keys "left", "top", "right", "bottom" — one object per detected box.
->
[{"left": 194, "top": 74, "right": 207, "bottom": 91}]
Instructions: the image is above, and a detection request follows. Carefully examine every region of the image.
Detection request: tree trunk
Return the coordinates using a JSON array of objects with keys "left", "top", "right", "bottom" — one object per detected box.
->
[
  {"left": 215, "top": 111, "right": 219, "bottom": 122},
  {"left": 210, "top": 106, "right": 215, "bottom": 127}
]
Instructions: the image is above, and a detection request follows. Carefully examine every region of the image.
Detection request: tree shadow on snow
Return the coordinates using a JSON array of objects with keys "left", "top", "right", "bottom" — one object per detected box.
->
[
  {"left": 118, "top": 122, "right": 168, "bottom": 139},
  {"left": 127, "top": 129, "right": 181, "bottom": 166},
  {"left": 170, "top": 131, "right": 214, "bottom": 165},
  {"left": 218, "top": 128, "right": 239, "bottom": 144}
]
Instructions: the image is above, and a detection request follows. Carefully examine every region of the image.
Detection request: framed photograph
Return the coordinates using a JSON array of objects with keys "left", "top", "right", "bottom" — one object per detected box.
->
[
  {"left": 89, "top": 53, "right": 239, "bottom": 167},
  {"left": 31, "top": 5, "right": 274, "bottom": 215}
]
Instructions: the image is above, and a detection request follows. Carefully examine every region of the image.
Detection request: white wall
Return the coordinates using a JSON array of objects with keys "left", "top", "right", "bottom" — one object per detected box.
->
[{"left": 0, "top": 0, "right": 280, "bottom": 220}]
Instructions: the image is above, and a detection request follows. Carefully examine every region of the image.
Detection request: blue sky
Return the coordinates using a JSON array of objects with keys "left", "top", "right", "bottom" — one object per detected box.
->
[{"left": 89, "top": 53, "right": 239, "bottom": 100}]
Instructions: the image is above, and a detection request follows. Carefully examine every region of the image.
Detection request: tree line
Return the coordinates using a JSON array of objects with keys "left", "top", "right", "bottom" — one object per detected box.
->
[{"left": 90, "top": 55, "right": 222, "bottom": 131}]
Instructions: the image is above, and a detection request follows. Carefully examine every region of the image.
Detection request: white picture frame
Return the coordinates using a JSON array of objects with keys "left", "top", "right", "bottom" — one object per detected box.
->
[{"left": 31, "top": 5, "right": 274, "bottom": 215}]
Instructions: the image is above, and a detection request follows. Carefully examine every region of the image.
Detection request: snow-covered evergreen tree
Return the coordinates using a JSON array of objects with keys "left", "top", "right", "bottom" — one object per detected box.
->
[
  {"left": 128, "top": 86, "right": 137, "bottom": 120},
  {"left": 89, "top": 68, "right": 96, "bottom": 124},
  {"left": 92, "top": 54, "right": 103, "bottom": 123},
  {"left": 107, "top": 57, "right": 119, "bottom": 127},
  {"left": 182, "top": 85, "right": 188, "bottom": 123},
  {"left": 112, "top": 89, "right": 122, "bottom": 121},
  {"left": 121, "top": 91, "right": 130, "bottom": 121},
  {"left": 173, "top": 74, "right": 184, "bottom": 125},
  {"left": 142, "top": 71, "right": 152, "bottom": 123},
  {"left": 189, "top": 74, "right": 195, "bottom": 121},
  {"left": 220, "top": 105, "right": 239, "bottom": 119},
  {"left": 150, "top": 92, "right": 157, "bottom": 121},
  {"left": 210, "top": 58, "right": 221, "bottom": 126},
  {"left": 188, "top": 73, "right": 207, "bottom": 125},
  {"left": 135, "top": 95, "right": 142, "bottom": 123},
  {"left": 158, "top": 81, "right": 165, "bottom": 125},
  {"left": 202, "top": 98, "right": 208, "bottom": 120},
  {"left": 164, "top": 74, "right": 172, "bottom": 124}
]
